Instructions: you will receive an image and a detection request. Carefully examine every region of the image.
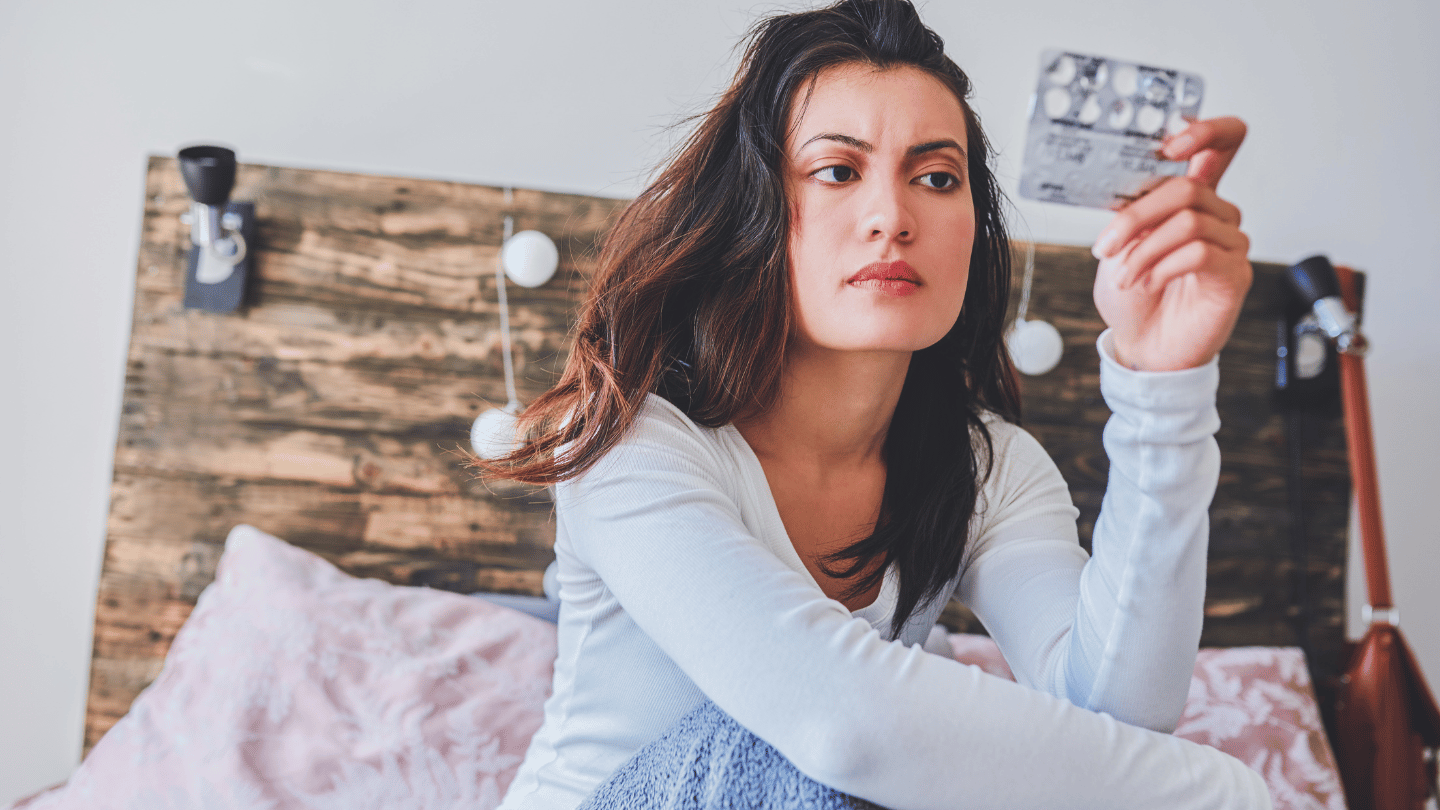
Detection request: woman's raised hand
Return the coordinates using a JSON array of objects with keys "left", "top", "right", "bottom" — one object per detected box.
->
[{"left": 1090, "top": 117, "right": 1252, "bottom": 372}]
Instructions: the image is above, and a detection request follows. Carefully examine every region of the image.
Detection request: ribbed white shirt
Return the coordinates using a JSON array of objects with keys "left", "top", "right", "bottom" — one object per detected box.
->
[{"left": 497, "top": 332, "right": 1271, "bottom": 810}]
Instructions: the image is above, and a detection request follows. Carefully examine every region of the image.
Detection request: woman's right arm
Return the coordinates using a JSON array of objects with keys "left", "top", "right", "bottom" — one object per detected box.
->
[{"left": 556, "top": 400, "right": 1270, "bottom": 810}]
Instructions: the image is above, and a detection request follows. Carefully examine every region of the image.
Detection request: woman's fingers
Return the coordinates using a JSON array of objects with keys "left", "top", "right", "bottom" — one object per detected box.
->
[
  {"left": 1092, "top": 176, "right": 1241, "bottom": 260},
  {"left": 1161, "top": 116, "right": 1248, "bottom": 190},
  {"left": 1117, "top": 209, "right": 1250, "bottom": 289},
  {"left": 1135, "top": 240, "right": 1251, "bottom": 297}
]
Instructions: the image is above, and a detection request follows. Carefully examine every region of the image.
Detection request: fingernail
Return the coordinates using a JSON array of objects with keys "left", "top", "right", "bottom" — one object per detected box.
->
[
  {"left": 1164, "top": 133, "right": 1195, "bottom": 158},
  {"left": 1092, "top": 230, "right": 1119, "bottom": 259}
]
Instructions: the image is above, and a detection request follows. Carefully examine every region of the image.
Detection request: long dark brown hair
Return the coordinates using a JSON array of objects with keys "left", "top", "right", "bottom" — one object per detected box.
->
[{"left": 476, "top": 0, "right": 1020, "bottom": 637}]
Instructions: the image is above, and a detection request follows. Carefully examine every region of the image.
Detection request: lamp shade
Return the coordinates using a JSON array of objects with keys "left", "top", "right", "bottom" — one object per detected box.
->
[
  {"left": 542, "top": 560, "right": 560, "bottom": 601},
  {"left": 501, "top": 230, "right": 559, "bottom": 288}
]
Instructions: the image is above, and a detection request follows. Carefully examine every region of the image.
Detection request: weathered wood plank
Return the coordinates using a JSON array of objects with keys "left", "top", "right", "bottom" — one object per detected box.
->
[
  {"left": 127, "top": 288, "right": 569, "bottom": 369},
  {"left": 137, "top": 159, "right": 623, "bottom": 316},
  {"left": 118, "top": 352, "right": 515, "bottom": 466},
  {"left": 108, "top": 473, "right": 555, "bottom": 561}
]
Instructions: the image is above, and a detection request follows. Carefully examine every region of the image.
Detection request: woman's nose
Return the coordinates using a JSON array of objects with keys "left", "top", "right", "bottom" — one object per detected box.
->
[{"left": 861, "top": 179, "right": 915, "bottom": 242}]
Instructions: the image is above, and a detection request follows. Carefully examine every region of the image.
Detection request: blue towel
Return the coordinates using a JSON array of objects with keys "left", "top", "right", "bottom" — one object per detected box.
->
[{"left": 576, "top": 699, "right": 887, "bottom": 810}]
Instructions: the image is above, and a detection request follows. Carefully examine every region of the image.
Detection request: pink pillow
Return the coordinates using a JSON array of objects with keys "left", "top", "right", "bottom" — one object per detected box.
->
[
  {"left": 15, "top": 525, "right": 556, "bottom": 809},
  {"left": 948, "top": 634, "right": 1346, "bottom": 810}
]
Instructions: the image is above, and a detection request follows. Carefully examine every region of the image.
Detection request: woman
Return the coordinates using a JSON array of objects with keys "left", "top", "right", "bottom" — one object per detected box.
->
[{"left": 484, "top": 1, "right": 1265, "bottom": 808}]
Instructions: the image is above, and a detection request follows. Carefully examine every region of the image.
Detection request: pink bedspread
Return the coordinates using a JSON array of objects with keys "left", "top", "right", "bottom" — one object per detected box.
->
[{"left": 12, "top": 525, "right": 1345, "bottom": 809}]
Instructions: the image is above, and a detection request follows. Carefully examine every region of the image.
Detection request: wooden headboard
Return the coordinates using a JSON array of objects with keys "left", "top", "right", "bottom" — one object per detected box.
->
[{"left": 89, "top": 157, "right": 1352, "bottom": 751}]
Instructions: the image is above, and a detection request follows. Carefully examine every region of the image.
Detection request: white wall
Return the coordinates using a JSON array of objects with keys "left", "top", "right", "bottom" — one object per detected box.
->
[{"left": 1, "top": 0, "right": 1436, "bottom": 801}]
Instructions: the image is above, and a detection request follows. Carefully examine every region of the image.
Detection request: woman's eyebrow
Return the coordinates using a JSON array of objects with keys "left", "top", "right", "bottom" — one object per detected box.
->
[
  {"left": 908, "top": 139, "right": 966, "bottom": 160},
  {"left": 800, "top": 132, "right": 873, "bottom": 152},
  {"left": 798, "top": 132, "right": 966, "bottom": 161}
]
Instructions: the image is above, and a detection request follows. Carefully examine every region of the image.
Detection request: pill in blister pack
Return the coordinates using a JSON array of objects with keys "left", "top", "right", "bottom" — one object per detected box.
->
[{"left": 1017, "top": 50, "right": 1204, "bottom": 210}]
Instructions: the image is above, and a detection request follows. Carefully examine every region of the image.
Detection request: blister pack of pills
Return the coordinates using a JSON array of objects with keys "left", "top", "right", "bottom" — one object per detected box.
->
[{"left": 1017, "top": 50, "right": 1203, "bottom": 210}]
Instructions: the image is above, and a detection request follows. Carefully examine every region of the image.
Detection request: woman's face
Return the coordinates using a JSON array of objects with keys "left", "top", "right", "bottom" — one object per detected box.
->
[{"left": 784, "top": 63, "right": 976, "bottom": 357}]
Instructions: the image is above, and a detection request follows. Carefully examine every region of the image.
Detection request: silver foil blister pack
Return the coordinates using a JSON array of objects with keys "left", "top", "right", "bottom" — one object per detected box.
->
[{"left": 1018, "top": 50, "right": 1203, "bottom": 210}]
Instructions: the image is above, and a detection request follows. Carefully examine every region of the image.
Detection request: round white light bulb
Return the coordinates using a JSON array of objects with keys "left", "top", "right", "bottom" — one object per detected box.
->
[
  {"left": 1006, "top": 319, "right": 1064, "bottom": 376},
  {"left": 1295, "top": 331, "right": 1328, "bottom": 379},
  {"left": 470, "top": 406, "right": 520, "bottom": 458},
  {"left": 542, "top": 559, "right": 561, "bottom": 601},
  {"left": 501, "top": 229, "right": 559, "bottom": 288}
]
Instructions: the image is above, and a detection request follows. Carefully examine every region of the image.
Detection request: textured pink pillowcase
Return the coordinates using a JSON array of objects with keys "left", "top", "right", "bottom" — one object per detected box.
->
[
  {"left": 16, "top": 526, "right": 1345, "bottom": 810},
  {"left": 1176, "top": 647, "right": 1347, "bottom": 810},
  {"left": 15, "top": 525, "right": 557, "bottom": 809}
]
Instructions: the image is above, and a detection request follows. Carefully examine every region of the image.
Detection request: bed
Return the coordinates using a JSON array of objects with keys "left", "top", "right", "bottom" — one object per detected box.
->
[{"left": 14, "top": 157, "right": 1356, "bottom": 808}]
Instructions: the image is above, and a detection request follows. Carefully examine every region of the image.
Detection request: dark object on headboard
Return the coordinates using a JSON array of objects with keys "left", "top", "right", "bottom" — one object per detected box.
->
[
  {"left": 177, "top": 145, "right": 253, "bottom": 313},
  {"left": 88, "top": 159, "right": 1353, "bottom": 756}
]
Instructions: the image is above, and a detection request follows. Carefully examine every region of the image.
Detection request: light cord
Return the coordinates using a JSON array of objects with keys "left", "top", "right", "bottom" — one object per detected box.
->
[
  {"left": 497, "top": 212, "right": 519, "bottom": 411},
  {"left": 1016, "top": 241, "right": 1036, "bottom": 323}
]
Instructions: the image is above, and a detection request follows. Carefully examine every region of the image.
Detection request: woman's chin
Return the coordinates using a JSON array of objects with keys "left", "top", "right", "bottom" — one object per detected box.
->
[{"left": 798, "top": 326, "right": 952, "bottom": 357}]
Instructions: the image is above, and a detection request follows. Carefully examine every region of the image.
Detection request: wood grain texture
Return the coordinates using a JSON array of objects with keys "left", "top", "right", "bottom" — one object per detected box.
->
[
  {"left": 88, "top": 159, "right": 1353, "bottom": 753},
  {"left": 88, "top": 158, "right": 625, "bottom": 751}
]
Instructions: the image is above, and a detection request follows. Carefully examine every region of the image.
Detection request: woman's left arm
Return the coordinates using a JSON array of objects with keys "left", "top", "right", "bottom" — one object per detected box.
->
[
  {"left": 959, "top": 353, "right": 1221, "bottom": 733},
  {"left": 959, "top": 118, "right": 1252, "bottom": 732}
]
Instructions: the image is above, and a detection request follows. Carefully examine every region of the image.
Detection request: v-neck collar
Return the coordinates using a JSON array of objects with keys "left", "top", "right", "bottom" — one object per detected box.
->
[{"left": 719, "top": 422, "right": 897, "bottom": 625}]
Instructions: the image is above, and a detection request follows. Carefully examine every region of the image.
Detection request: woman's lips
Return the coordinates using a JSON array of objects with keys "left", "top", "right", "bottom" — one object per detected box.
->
[{"left": 847, "top": 261, "right": 920, "bottom": 297}]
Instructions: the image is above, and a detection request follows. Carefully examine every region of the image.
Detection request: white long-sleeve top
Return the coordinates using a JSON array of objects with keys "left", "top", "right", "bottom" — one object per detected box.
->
[{"left": 497, "top": 332, "right": 1272, "bottom": 810}]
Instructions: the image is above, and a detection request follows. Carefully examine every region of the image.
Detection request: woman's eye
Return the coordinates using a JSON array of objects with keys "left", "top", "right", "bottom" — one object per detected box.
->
[
  {"left": 813, "top": 165, "right": 855, "bottom": 183},
  {"left": 918, "top": 172, "right": 959, "bottom": 190}
]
